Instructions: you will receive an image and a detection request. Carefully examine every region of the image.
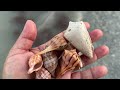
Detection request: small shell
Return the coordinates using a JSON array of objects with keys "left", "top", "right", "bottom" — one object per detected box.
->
[
  {"left": 28, "top": 54, "right": 43, "bottom": 74},
  {"left": 37, "top": 33, "right": 68, "bottom": 55},
  {"left": 42, "top": 51, "right": 58, "bottom": 77},
  {"left": 64, "top": 21, "right": 94, "bottom": 58},
  {"left": 35, "top": 67, "right": 51, "bottom": 79},
  {"left": 56, "top": 49, "right": 83, "bottom": 78}
]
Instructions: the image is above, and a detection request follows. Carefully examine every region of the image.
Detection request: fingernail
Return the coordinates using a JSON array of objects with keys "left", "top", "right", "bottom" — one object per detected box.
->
[
  {"left": 23, "top": 20, "right": 30, "bottom": 30},
  {"left": 24, "top": 20, "right": 34, "bottom": 29},
  {"left": 99, "top": 45, "right": 109, "bottom": 55}
]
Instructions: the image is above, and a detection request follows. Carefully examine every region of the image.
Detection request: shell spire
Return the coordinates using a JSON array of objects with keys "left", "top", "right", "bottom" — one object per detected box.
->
[{"left": 37, "top": 33, "right": 68, "bottom": 55}]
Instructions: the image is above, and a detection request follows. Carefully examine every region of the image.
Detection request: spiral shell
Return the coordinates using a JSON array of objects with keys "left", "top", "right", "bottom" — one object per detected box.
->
[
  {"left": 35, "top": 67, "right": 51, "bottom": 79},
  {"left": 28, "top": 54, "right": 43, "bottom": 74},
  {"left": 42, "top": 51, "right": 58, "bottom": 77},
  {"left": 64, "top": 21, "right": 94, "bottom": 58},
  {"left": 56, "top": 49, "right": 83, "bottom": 78}
]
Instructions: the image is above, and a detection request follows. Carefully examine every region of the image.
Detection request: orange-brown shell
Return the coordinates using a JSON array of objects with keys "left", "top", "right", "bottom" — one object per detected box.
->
[
  {"left": 37, "top": 33, "right": 68, "bottom": 55},
  {"left": 56, "top": 49, "right": 83, "bottom": 78},
  {"left": 28, "top": 54, "right": 43, "bottom": 74}
]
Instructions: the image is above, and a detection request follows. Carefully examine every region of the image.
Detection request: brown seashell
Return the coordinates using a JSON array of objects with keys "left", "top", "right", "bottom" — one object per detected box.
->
[
  {"left": 35, "top": 67, "right": 51, "bottom": 79},
  {"left": 42, "top": 51, "right": 58, "bottom": 77},
  {"left": 28, "top": 54, "right": 43, "bottom": 74},
  {"left": 56, "top": 49, "right": 83, "bottom": 78},
  {"left": 37, "top": 33, "right": 68, "bottom": 55}
]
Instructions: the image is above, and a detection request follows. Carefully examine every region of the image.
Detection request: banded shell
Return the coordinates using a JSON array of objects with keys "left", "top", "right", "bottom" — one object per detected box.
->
[
  {"left": 56, "top": 49, "right": 83, "bottom": 78},
  {"left": 64, "top": 21, "right": 94, "bottom": 58},
  {"left": 42, "top": 51, "right": 58, "bottom": 77},
  {"left": 28, "top": 54, "right": 43, "bottom": 74},
  {"left": 37, "top": 33, "right": 68, "bottom": 55},
  {"left": 36, "top": 67, "right": 51, "bottom": 79}
]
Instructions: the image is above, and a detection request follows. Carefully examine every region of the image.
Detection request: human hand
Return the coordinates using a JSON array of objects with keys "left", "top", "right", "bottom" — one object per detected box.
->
[{"left": 2, "top": 20, "right": 109, "bottom": 79}]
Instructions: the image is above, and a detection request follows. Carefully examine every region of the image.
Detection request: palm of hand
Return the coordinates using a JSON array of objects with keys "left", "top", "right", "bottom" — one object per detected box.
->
[{"left": 2, "top": 20, "right": 109, "bottom": 79}]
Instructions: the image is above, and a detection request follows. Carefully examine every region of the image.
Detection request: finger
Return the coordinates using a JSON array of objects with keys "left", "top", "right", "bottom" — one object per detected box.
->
[
  {"left": 60, "top": 71, "right": 72, "bottom": 79},
  {"left": 71, "top": 66, "right": 108, "bottom": 79},
  {"left": 94, "top": 45, "right": 109, "bottom": 59},
  {"left": 81, "top": 45, "right": 109, "bottom": 66},
  {"left": 84, "top": 22, "right": 90, "bottom": 29},
  {"left": 90, "top": 29, "right": 103, "bottom": 43},
  {"left": 12, "top": 20, "right": 37, "bottom": 50},
  {"left": 30, "top": 44, "right": 46, "bottom": 54}
]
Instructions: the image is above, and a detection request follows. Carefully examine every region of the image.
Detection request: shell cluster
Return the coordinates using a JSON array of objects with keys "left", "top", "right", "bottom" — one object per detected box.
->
[{"left": 28, "top": 21, "right": 94, "bottom": 79}]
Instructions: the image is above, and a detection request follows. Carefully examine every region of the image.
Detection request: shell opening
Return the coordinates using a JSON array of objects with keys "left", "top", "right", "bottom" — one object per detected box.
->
[
  {"left": 28, "top": 62, "right": 43, "bottom": 74},
  {"left": 34, "top": 62, "right": 42, "bottom": 70}
]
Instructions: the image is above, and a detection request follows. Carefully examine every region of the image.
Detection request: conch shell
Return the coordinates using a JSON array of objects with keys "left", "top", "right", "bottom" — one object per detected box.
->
[
  {"left": 64, "top": 21, "right": 94, "bottom": 58},
  {"left": 42, "top": 51, "right": 58, "bottom": 77},
  {"left": 56, "top": 49, "right": 83, "bottom": 78},
  {"left": 35, "top": 67, "right": 51, "bottom": 79},
  {"left": 28, "top": 54, "right": 43, "bottom": 74},
  {"left": 37, "top": 33, "right": 68, "bottom": 55}
]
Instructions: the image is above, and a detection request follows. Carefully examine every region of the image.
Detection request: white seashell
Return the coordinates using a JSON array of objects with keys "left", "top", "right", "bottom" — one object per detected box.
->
[{"left": 64, "top": 21, "right": 94, "bottom": 58}]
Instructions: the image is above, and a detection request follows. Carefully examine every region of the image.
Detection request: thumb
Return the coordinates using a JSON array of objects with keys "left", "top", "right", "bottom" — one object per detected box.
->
[
  {"left": 12, "top": 20, "right": 37, "bottom": 50},
  {"left": 60, "top": 71, "right": 72, "bottom": 79}
]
